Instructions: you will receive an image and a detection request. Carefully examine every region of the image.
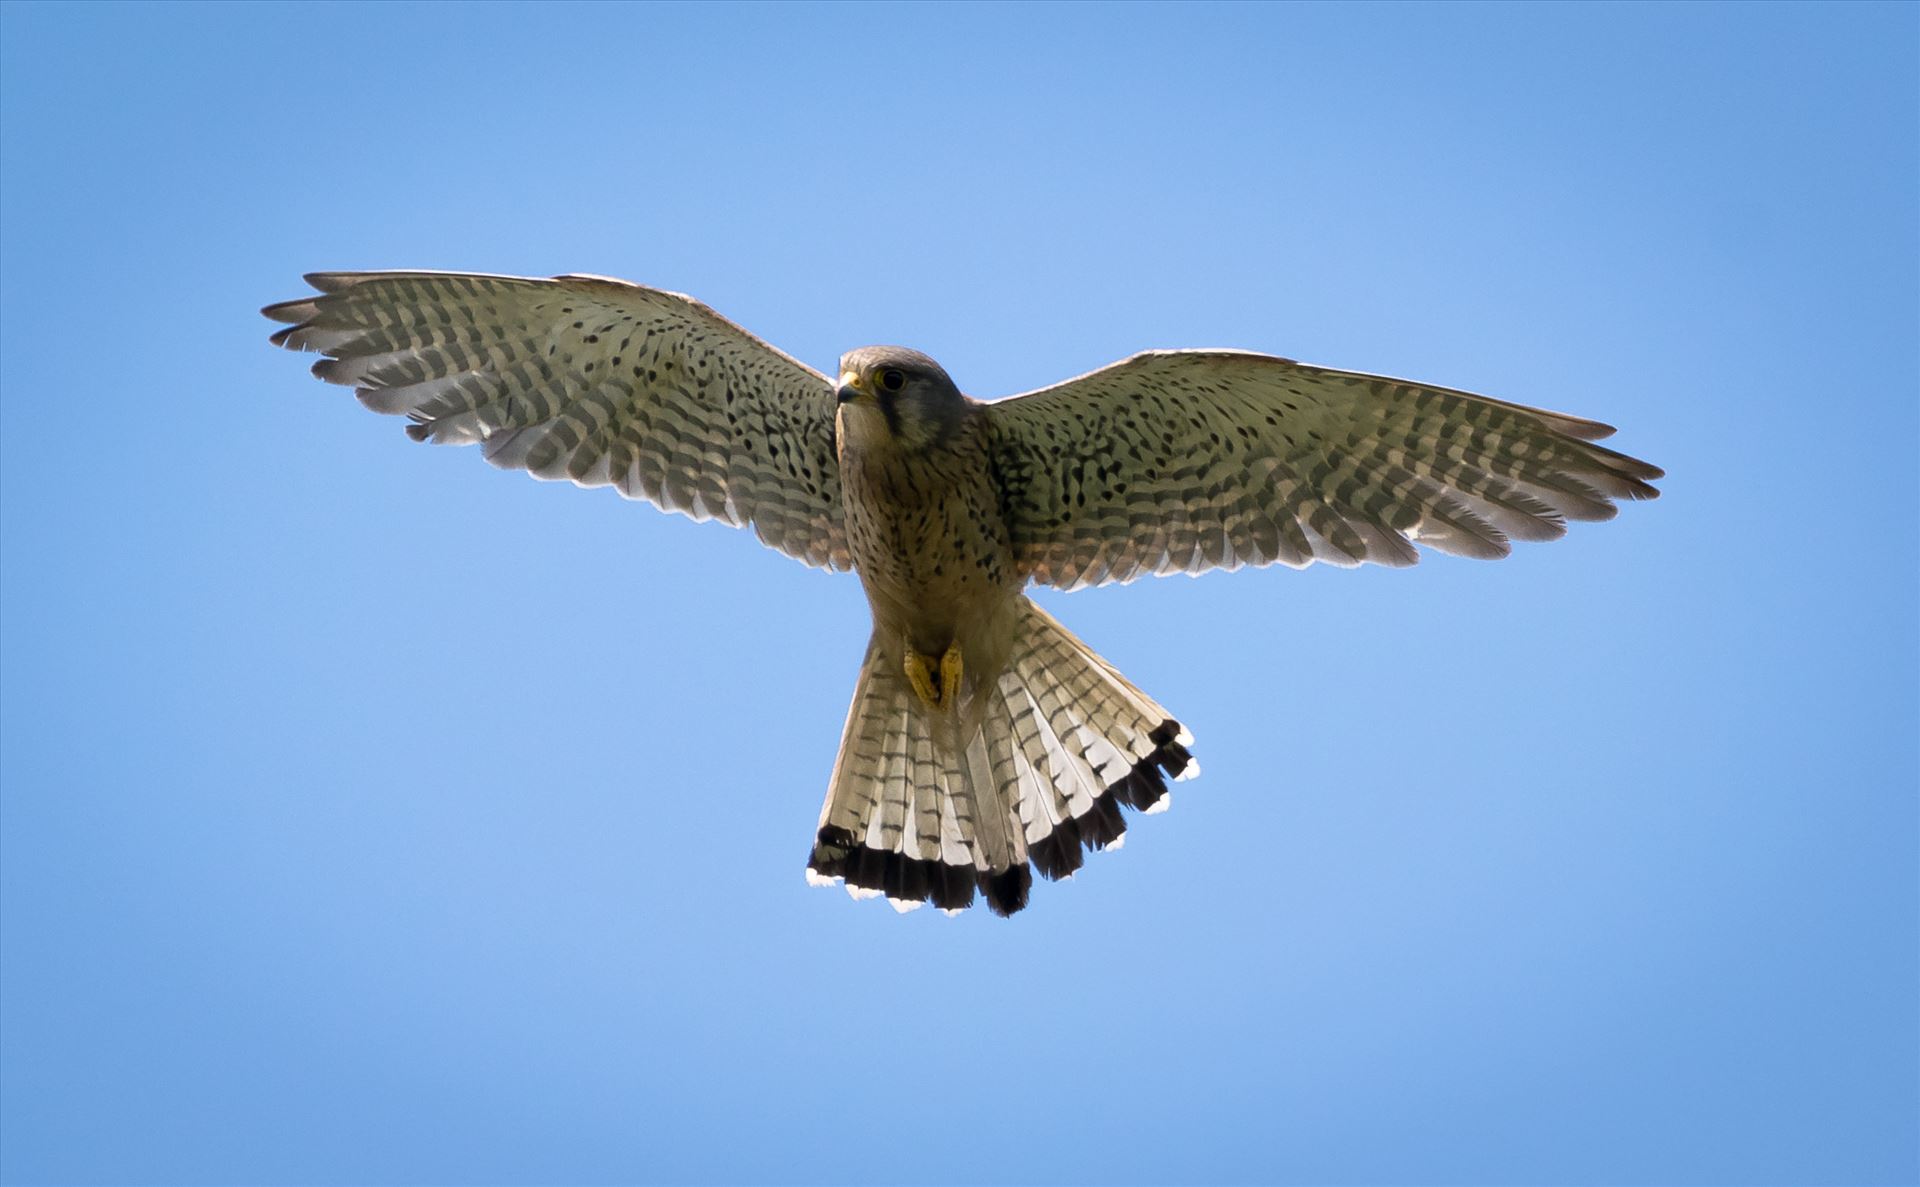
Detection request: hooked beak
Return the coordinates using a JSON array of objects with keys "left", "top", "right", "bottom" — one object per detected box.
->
[{"left": 836, "top": 370, "right": 870, "bottom": 404}]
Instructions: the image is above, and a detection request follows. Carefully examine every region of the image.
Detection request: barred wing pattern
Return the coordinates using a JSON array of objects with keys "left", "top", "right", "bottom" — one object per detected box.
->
[
  {"left": 986, "top": 350, "right": 1663, "bottom": 589},
  {"left": 264, "top": 271, "right": 850, "bottom": 569}
]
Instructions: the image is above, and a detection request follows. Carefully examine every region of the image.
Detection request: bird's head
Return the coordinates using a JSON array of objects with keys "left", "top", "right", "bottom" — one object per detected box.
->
[{"left": 835, "top": 346, "right": 967, "bottom": 452}]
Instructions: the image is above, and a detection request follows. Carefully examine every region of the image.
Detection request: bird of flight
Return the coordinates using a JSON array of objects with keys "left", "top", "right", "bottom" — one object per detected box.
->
[{"left": 264, "top": 271, "right": 1661, "bottom": 917}]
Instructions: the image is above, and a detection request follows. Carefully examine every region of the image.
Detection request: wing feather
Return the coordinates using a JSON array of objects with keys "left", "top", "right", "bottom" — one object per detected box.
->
[
  {"left": 264, "top": 270, "right": 850, "bottom": 569},
  {"left": 985, "top": 349, "right": 1661, "bottom": 589}
]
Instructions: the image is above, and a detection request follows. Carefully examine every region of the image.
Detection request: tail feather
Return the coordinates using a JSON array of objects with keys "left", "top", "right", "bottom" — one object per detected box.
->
[
  {"left": 807, "top": 597, "right": 1195, "bottom": 917},
  {"left": 865, "top": 692, "right": 913, "bottom": 859}
]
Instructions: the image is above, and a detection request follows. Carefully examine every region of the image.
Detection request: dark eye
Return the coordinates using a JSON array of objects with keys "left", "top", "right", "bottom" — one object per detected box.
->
[{"left": 879, "top": 368, "right": 906, "bottom": 392}]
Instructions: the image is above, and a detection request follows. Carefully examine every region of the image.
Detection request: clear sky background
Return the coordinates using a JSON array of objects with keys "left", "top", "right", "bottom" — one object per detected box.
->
[{"left": 2, "top": 3, "right": 1914, "bottom": 1185}]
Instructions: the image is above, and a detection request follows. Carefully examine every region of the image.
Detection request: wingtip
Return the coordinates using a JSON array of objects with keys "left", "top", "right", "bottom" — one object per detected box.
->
[
  {"left": 260, "top": 297, "right": 313, "bottom": 324},
  {"left": 301, "top": 271, "right": 361, "bottom": 293}
]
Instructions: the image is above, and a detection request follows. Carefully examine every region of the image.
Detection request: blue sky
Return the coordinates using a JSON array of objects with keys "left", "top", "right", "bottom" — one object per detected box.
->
[{"left": 2, "top": 3, "right": 1914, "bottom": 1184}]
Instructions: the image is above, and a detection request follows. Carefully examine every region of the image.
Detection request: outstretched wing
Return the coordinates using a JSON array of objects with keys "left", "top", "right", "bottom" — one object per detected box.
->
[
  {"left": 264, "top": 271, "right": 850, "bottom": 570},
  {"left": 985, "top": 350, "right": 1662, "bottom": 589}
]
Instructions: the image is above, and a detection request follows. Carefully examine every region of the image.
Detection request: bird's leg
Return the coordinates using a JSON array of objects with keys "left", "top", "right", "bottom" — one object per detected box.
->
[
  {"left": 904, "top": 649, "right": 943, "bottom": 712},
  {"left": 939, "top": 641, "right": 964, "bottom": 711},
  {"left": 903, "top": 641, "right": 965, "bottom": 713}
]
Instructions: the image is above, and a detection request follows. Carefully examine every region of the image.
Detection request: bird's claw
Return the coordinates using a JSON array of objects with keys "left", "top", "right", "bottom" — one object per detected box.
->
[
  {"left": 904, "top": 651, "right": 941, "bottom": 711},
  {"left": 939, "top": 641, "right": 963, "bottom": 710},
  {"left": 904, "top": 642, "right": 964, "bottom": 713}
]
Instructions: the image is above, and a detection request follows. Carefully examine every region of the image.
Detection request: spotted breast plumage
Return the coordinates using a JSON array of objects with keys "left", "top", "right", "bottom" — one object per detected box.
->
[{"left": 264, "top": 270, "right": 1663, "bottom": 917}]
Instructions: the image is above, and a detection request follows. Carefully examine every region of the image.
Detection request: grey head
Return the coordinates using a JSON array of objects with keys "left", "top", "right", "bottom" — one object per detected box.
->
[{"left": 835, "top": 346, "right": 967, "bottom": 452}]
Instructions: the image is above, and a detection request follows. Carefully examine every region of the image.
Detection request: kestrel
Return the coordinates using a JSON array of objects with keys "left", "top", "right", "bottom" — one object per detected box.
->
[{"left": 264, "top": 271, "right": 1662, "bottom": 917}]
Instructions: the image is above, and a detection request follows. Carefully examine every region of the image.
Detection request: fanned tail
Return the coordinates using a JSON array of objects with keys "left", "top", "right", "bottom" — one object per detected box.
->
[
  {"left": 995, "top": 600, "right": 1197, "bottom": 883},
  {"left": 806, "top": 598, "right": 1196, "bottom": 917}
]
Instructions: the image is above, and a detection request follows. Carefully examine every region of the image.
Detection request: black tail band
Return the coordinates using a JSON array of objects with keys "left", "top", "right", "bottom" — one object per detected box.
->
[
  {"left": 808, "top": 825, "right": 1034, "bottom": 917},
  {"left": 808, "top": 718, "right": 1191, "bottom": 915}
]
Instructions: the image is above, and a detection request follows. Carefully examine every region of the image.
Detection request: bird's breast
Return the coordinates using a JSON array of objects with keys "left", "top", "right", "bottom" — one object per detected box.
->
[{"left": 838, "top": 441, "right": 1015, "bottom": 652}]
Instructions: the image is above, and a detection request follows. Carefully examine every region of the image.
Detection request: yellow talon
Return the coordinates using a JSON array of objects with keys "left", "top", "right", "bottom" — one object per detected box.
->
[
  {"left": 904, "top": 650, "right": 942, "bottom": 711},
  {"left": 903, "top": 642, "right": 965, "bottom": 713},
  {"left": 939, "top": 641, "right": 963, "bottom": 710}
]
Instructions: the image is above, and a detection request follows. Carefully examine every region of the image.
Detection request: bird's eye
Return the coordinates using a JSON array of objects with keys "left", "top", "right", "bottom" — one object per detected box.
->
[{"left": 879, "top": 368, "right": 906, "bottom": 392}]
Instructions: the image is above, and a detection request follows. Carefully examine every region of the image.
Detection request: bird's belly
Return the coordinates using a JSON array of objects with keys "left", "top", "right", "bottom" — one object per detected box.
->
[{"left": 845, "top": 479, "right": 1012, "bottom": 656}]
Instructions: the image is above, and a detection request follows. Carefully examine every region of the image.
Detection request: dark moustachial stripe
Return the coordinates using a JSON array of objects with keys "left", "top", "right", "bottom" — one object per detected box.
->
[
  {"left": 808, "top": 718, "right": 1193, "bottom": 916},
  {"left": 877, "top": 389, "right": 903, "bottom": 439}
]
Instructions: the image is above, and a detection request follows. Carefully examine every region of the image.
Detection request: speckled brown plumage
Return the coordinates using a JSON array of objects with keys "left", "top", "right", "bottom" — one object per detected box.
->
[{"left": 264, "top": 270, "right": 1662, "bottom": 917}]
